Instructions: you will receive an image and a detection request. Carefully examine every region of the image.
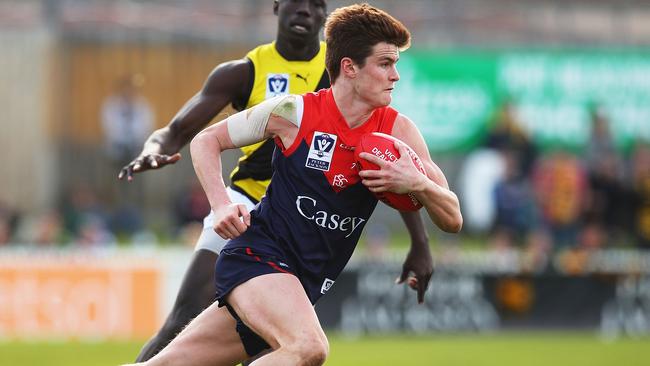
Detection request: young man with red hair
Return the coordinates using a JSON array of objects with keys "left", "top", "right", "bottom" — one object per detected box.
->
[{"left": 124, "top": 4, "right": 461, "bottom": 366}]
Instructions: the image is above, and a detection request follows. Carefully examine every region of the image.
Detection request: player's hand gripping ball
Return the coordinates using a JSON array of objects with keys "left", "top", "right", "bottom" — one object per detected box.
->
[{"left": 355, "top": 132, "right": 426, "bottom": 211}]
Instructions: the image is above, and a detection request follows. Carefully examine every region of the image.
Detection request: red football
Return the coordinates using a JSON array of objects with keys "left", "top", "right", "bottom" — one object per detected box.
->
[{"left": 355, "top": 132, "right": 426, "bottom": 211}]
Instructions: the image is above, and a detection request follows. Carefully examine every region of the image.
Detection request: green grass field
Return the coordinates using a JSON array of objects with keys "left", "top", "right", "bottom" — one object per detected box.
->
[{"left": 1, "top": 332, "right": 647, "bottom": 366}]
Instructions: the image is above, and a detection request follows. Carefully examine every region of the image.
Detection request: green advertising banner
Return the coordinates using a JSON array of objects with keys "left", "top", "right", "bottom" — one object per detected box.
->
[{"left": 393, "top": 49, "right": 650, "bottom": 153}]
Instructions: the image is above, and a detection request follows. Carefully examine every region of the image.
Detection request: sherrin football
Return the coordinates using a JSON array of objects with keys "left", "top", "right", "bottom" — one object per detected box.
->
[{"left": 355, "top": 132, "right": 426, "bottom": 211}]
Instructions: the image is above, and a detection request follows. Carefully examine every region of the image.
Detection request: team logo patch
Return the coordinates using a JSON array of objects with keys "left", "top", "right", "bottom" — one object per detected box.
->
[
  {"left": 333, "top": 174, "right": 348, "bottom": 188},
  {"left": 321, "top": 278, "right": 335, "bottom": 294},
  {"left": 306, "top": 132, "right": 337, "bottom": 171},
  {"left": 266, "top": 73, "right": 289, "bottom": 99}
]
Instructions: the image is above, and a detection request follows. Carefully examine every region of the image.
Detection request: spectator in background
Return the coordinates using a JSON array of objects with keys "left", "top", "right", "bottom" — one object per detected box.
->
[
  {"left": 521, "top": 229, "right": 553, "bottom": 273},
  {"left": 582, "top": 109, "right": 629, "bottom": 248},
  {"left": 173, "top": 179, "right": 211, "bottom": 229},
  {"left": 584, "top": 107, "right": 618, "bottom": 170},
  {"left": 59, "top": 183, "right": 109, "bottom": 240},
  {"left": 18, "top": 209, "right": 66, "bottom": 246},
  {"left": 109, "top": 204, "right": 148, "bottom": 243},
  {"left": 532, "top": 150, "right": 588, "bottom": 249},
  {"left": 101, "top": 74, "right": 154, "bottom": 167},
  {"left": 0, "top": 219, "right": 9, "bottom": 245},
  {"left": 488, "top": 148, "right": 552, "bottom": 272},
  {"left": 59, "top": 183, "right": 116, "bottom": 247},
  {"left": 74, "top": 216, "right": 117, "bottom": 247},
  {"left": 631, "top": 142, "right": 650, "bottom": 249},
  {"left": 0, "top": 201, "right": 20, "bottom": 245},
  {"left": 458, "top": 100, "right": 534, "bottom": 236},
  {"left": 457, "top": 148, "right": 505, "bottom": 234},
  {"left": 173, "top": 178, "right": 211, "bottom": 245},
  {"left": 485, "top": 101, "right": 538, "bottom": 176},
  {"left": 491, "top": 149, "right": 538, "bottom": 249},
  {"left": 102, "top": 74, "right": 152, "bottom": 242}
]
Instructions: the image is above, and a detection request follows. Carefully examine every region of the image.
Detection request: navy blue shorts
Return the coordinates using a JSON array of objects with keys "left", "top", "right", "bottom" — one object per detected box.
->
[
  {"left": 215, "top": 246, "right": 295, "bottom": 356},
  {"left": 215, "top": 246, "right": 294, "bottom": 304}
]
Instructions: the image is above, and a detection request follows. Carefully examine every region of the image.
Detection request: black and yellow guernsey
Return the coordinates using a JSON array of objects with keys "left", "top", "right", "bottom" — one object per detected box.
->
[{"left": 230, "top": 41, "right": 330, "bottom": 203}]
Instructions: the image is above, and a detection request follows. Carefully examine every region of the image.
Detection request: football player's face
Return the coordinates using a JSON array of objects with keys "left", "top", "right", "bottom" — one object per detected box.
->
[
  {"left": 354, "top": 42, "right": 401, "bottom": 108},
  {"left": 275, "top": 0, "right": 327, "bottom": 41}
]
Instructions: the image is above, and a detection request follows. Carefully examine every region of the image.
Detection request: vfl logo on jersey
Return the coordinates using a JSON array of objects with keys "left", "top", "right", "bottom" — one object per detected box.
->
[
  {"left": 306, "top": 132, "right": 337, "bottom": 171},
  {"left": 266, "top": 73, "right": 289, "bottom": 99},
  {"left": 321, "top": 278, "right": 335, "bottom": 294}
]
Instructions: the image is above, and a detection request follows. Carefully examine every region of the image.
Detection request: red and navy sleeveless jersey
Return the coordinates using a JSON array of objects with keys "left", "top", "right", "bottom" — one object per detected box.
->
[{"left": 226, "top": 88, "right": 397, "bottom": 303}]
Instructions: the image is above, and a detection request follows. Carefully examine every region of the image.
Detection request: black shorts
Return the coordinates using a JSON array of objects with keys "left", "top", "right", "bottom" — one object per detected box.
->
[{"left": 215, "top": 246, "right": 295, "bottom": 356}]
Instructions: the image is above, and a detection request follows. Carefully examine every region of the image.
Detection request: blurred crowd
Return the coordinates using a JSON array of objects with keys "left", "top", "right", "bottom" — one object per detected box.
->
[
  {"left": 0, "top": 72, "right": 212, "bottom": 249},
  {"left": 1, "top": 100, "right": 649, "bottom": 258},
  {"left": 461, "top": 102, "right": 650, "bottom": 271},
  {"left": 0, "top": 178, "right": 210, "bottom": 248}
]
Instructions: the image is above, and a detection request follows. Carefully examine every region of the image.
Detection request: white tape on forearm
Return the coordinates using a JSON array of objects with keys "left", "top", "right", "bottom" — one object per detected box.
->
[{"left": 226, "top": 95, "right": 303, "bottom": 147}]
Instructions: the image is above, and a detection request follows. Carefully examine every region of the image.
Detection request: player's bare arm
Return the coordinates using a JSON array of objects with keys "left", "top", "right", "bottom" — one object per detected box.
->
[
  {"left": 118, "top": 59, "right": 251, "bottom": 181},
  {"left": 190, "top": 95, "right": 302, "bottom": 239},
  {"left": 359, "top": 114, "right": 463, "bottom": 233}
]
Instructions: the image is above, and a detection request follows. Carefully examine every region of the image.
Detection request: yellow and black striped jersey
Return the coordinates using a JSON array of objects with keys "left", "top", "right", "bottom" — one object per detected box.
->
[{"left": 229, "top": 41, "right": 329, "bottom": 203}]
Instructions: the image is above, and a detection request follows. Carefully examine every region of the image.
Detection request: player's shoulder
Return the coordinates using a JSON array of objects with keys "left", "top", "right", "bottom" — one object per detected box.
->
[
  {"left": 210, "top": 58, "right": 251, "bottom": 77},
  {"left": 203, "top": 58, "right": 251, "bottom": 91},
  {"left": 389, "top": 112, "right": 421, "bottom": 141},
  {"left": 296, "top": 87, "right": 327, "bottom": 107},
  {"left": 246, "top": 42, "right": 276, "bottom": 60},
  {"left": 393, "top": 112, "right": 416, "bottom": 129}
]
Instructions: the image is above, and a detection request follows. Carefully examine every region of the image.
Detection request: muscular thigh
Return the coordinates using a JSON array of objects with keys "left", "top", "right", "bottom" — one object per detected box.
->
[
  {"left": 156, "top": 302, "right": 248, "bottom": 366},
  {"left": 226, "top": 273, "right": 326, "bottom": 349}
]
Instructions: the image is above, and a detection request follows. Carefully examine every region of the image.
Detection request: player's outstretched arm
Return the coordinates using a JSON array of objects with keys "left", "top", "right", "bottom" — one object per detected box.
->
[
  {"left": 398, "top": 210, "right": 433, "bottom": 304},
  {"left": 359, "top": 115, "right": 463, "bottom": 233},
  {"left": 118, "top": 59, "right": 251, "bottom": 181},
  {"left": 190, "top": 95, "right": 301, "bottom": 239}
]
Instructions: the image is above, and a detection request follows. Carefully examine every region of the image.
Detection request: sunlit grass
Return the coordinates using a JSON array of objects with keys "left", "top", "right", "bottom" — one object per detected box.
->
[{"left": 1, "top": 332, "right": 647, "bottom": 366}]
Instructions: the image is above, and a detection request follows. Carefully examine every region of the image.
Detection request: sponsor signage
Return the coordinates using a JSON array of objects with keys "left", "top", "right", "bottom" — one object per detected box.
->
[{"left": 393, "top": 49, "right": 650, "bottom": 153}]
